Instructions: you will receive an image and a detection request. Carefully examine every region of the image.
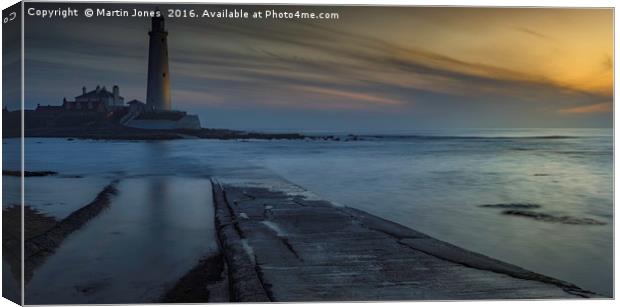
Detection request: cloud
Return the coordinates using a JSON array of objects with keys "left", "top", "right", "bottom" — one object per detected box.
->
[
  {"left": 558, "top": 102, "right": 612, "bottom": 114},
  {"left": 290, "top": 85, "right": 404, "bottom": 107},
  {"left": 514, "top": 27, "right": 551, "bottom": 40}
]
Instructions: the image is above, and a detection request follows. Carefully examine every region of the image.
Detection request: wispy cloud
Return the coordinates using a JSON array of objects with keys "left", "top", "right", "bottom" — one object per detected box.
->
[
  {"left": 558, "top": 102, "right": 612, "bottom": 114},
  {"left": 290, "top": 85, "right": 404, "bottom": 107},
  {"left": 514, "top": 27, "right": 551, "bottom": 40}
]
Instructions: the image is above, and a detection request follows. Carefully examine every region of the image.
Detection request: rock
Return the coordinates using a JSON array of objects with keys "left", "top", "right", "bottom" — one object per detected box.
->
[
  {"left": 479, "top": 203, "right": 541, "bottom": 209},
  {"left": 161, "top": 253, "right": 228, "bottom": 303},
  {"left": 3, "top": 170, "right": 58, "bottom": 177},
  {"left": 502, "top": 210, "right": 606, "bottom": 225}
]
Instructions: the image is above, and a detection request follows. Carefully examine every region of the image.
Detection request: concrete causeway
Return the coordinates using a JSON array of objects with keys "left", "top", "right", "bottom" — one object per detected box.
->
[{"left": 211, "top": 178, "right": 597, "bottom": 302}]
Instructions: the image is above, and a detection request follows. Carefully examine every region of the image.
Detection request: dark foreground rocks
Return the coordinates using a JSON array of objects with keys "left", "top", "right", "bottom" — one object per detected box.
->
[
  {"left": 3, "top": 170, "right": 58, "bottom": 177},
  {"left": 211, "top": 179, "right": 599, "bottom": 302},
  {"left": 161, "top": 253, "right": 229, "bottom": 303},
  {"left": 3, "top": 205, "right": 58, "bottom": 285}
]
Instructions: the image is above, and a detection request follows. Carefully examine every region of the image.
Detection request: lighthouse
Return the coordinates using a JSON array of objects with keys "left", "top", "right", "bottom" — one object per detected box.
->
[
  {"left": 146, "top": 11, "right": 171, "bottom": 111},
  {"left": 122, "top": 10, "right": 201, "bottom": 130}
]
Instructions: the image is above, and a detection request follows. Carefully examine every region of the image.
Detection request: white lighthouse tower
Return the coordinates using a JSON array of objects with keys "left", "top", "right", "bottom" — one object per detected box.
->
[{"left": 146, "top": 11, "right": 171, "bottom": 111}]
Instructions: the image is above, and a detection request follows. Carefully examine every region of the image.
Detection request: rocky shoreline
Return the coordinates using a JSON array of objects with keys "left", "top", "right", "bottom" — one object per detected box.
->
[
  {"left": 19, "top": 127, "right": 307, "bottom": 141},
  {"left": 2, "top": 109, "right": 307, "bottom": 141},
  {"left": 3, "top": 109, "right": 374, "bottom": 141}
]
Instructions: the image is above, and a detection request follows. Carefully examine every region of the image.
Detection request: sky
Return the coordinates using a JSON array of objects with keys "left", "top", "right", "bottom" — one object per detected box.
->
[{"left": 21, "top": 3, "right": 613, "bottom": 131}]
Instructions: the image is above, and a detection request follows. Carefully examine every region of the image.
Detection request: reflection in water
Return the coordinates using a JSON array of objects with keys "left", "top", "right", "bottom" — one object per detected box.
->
[
  {"left": 3, "top": 176, "right": 111, "bottom": 219},
  {"left": 150, "top": 177, "right": 167, "bottom": 205},
  {"left": 150, "top": 177, "right": 166, "bottom": 234},
  {"left": 25, "top": 176, "right": 217, "bottom": 304}
]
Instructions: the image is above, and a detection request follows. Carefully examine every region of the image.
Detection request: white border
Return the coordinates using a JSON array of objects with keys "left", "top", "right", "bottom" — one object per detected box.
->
[{"left": 0, "top": 1, "right": 616, "bottom": 307}]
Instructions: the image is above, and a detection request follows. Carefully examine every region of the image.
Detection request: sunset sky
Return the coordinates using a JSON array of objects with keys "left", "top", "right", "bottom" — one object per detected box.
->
[{"left": 22, "top": 4, "right": 613, "bottom": 131}]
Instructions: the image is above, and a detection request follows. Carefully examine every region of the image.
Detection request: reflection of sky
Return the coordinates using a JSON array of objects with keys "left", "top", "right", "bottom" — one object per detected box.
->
[
  {"left": 25, "top": 176, "right": 217, "bottom": 304},
  {"left": 17, "top": 176, "right": 111, "bottom": 219},
  {"left": 22, "top": 4, "right": 612, "bottom": 130}
]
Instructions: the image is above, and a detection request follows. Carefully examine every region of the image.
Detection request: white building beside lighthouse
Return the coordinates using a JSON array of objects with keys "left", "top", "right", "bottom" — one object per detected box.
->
[{"left": 60, "top": 85, "right": 124, "bottom": 111}]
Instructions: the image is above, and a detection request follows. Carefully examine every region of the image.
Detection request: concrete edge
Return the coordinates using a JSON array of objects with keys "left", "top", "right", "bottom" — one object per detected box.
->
[{"left": 210, "top": 179, "right": 271, "bottom": 302}]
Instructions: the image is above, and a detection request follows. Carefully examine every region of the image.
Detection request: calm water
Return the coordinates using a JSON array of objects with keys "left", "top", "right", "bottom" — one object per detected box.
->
[
  {"left": 25, "top": 177, "right": 216, "bottom": 304},
  {"left": 3, "top": 128, "right": 613, "bottom": 298}
]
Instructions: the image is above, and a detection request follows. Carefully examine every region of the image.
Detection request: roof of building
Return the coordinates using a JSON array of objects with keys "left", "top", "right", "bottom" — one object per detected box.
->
[
  {"left": 75, "top": 86, "right": 123, "bottom": 100},
  {"left": 127, "top": 99, "right": 145, "bottom": 105}
]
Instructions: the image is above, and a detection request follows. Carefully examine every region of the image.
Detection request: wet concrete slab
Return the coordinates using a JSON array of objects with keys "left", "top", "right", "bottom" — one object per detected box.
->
[{"left": 212, "top": 178, "right": 598, "bottom": 302}]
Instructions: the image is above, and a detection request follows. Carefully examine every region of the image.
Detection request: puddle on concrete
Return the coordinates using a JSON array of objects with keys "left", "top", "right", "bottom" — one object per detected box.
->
[{"left": 25, "top": 176, "right": 217, "bottom": 304}]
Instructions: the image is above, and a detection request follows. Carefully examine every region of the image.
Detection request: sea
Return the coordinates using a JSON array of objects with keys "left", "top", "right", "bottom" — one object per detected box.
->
[{"left": 2, "top": 128, "right": 613, "bottom": 301}]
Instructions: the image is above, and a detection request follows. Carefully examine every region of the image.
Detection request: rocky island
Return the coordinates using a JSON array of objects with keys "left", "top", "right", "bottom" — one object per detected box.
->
[{"left": 2, "top": 108, "right": 305, "bottom": 140}]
